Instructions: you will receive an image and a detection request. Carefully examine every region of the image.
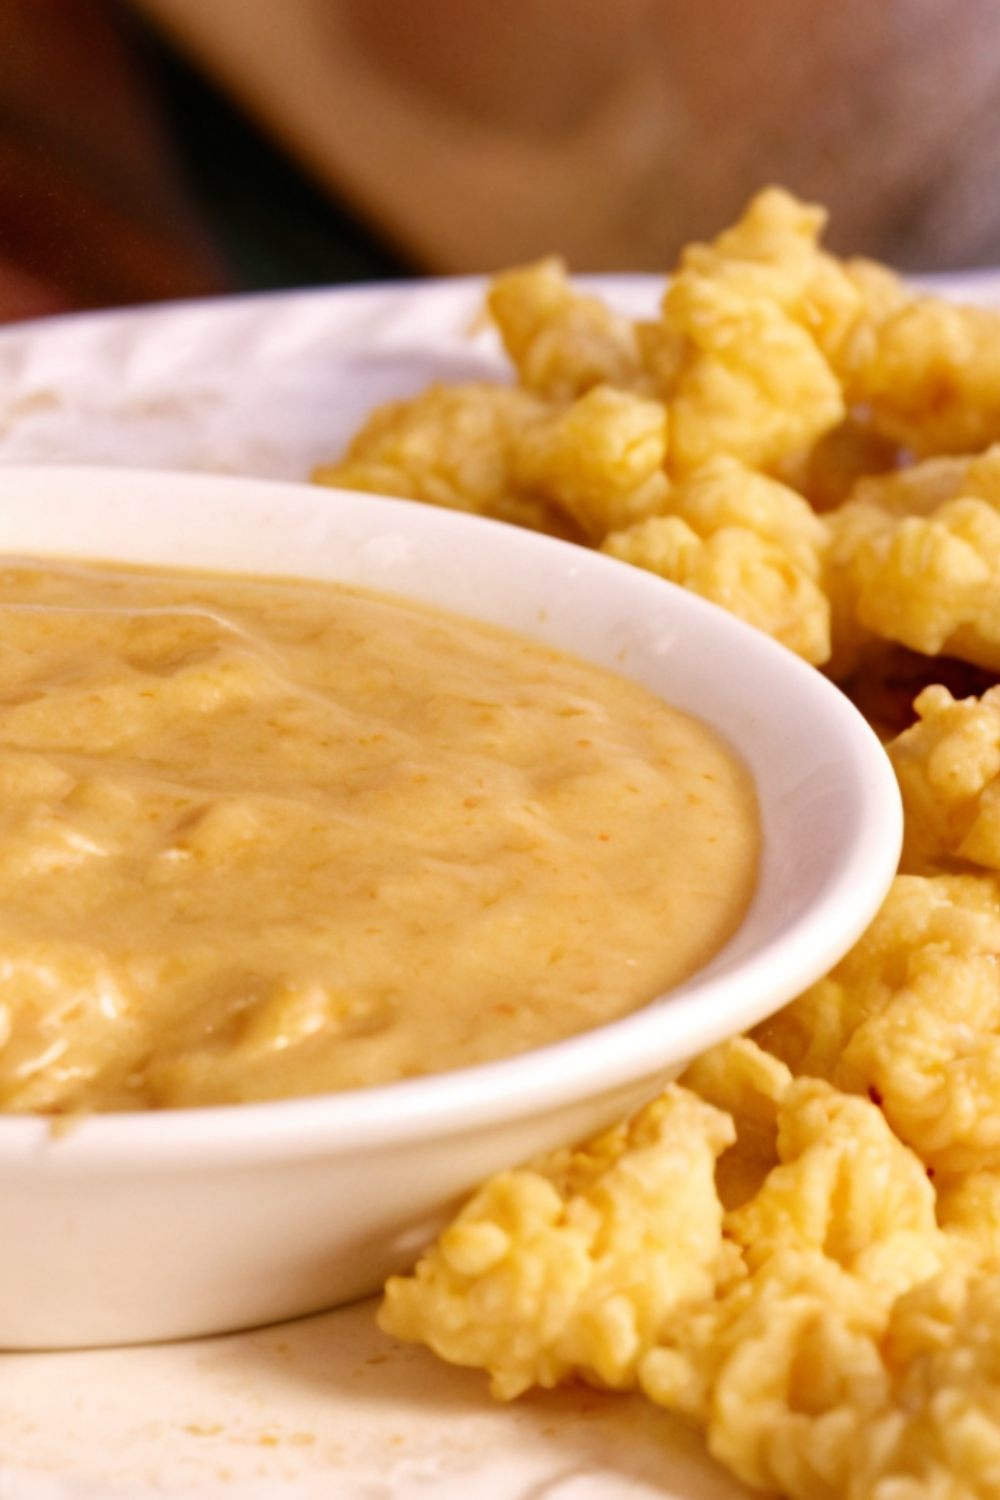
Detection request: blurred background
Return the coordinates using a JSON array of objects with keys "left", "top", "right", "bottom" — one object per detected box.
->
[{"left": 3, "top": 0, "right": 1000, "bottom": 325}]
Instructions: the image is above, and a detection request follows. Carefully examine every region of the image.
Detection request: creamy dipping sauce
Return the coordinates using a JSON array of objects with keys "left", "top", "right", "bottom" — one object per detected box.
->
[{"left": 0, "top": 558, "right": 759, "bottom": 1111}]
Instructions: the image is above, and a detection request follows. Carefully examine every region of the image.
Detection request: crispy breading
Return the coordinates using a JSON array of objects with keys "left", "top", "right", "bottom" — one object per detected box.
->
[
  {"left": 313, "top": 381, "right": 580, "bottom": 539},
  {"left": 487, "top": 257, "right": 645, "bottom": 401},
  {"left": 889, "top": 684, "right": 1000, "bottom": 873},
  {"left": 651, "top": 188, "right": 857, "bottom": 475},
  {"left": 756, "top": 872, "right": 1000, "bottom": 1175},
  {"left": 827, "top": 447, "right": 1000, "bottom": 673},
  {"left": 378, "top": 1085, "right": 740, "bottom": 1400},
  {"left": 680, "top": 1036, "right": 790, "bottom": 1210},
  {"left": 385, "top": 1055, "right": 997, "bottom": 1500},
  {"left": 602, "top": 457, "right": 831, "bottom": 665},
  {"left": 308, "top": 184, "right": 1000, "bottom": 1500},
  {"left": 661, "top": 271, "right": 846, "bottom": 476},
  {"left": 510, "top": 383, "right": 670, "bottom": 540},
  {"left": 847, "top": 295, "right": 1000, "bottom": 458}
]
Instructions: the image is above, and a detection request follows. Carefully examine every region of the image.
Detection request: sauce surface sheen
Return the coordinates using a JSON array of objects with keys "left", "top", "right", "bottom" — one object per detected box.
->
[{"left": 0, "top": 557, "right": 759, "bottom": 1110}]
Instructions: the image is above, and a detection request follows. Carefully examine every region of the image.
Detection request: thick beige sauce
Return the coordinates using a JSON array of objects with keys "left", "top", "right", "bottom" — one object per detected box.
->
[{"left": 0, "top": 558, "right": 759, "bottom": 1111}]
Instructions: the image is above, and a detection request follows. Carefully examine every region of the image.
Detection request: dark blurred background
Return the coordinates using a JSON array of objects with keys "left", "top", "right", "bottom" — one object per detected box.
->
[
  {"left": 3, "top": 0, "right": 1000, "bottom": 324},
  {"left": 0, "top": 0, "right": 412, "bottom": 323}
]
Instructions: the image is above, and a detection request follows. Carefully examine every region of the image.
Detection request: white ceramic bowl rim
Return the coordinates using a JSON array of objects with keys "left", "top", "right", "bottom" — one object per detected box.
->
[{"left": 0, "top": 466, "right": 902, "bottom": 1167}]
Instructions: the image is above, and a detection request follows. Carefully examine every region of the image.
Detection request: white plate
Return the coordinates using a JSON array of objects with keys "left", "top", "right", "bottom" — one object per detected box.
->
[{"left": 0, "top": 271, "right": 988, "bottom": 1499}]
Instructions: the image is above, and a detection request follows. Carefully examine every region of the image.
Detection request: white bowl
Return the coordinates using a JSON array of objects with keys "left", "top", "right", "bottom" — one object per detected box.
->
[{"left": 0, "top": 465, "right": 901, "bottom": 1349}]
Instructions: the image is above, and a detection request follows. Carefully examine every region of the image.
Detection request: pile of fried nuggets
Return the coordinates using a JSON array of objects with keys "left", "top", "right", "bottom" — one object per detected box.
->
[{"left": 314, "top": 190, "right": 1000, "bottom": 1499}]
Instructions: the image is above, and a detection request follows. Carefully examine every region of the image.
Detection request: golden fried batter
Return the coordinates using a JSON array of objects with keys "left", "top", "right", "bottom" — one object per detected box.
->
[{"left": 308, "top": 185, "right": 1000, "bottom": 1500}]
